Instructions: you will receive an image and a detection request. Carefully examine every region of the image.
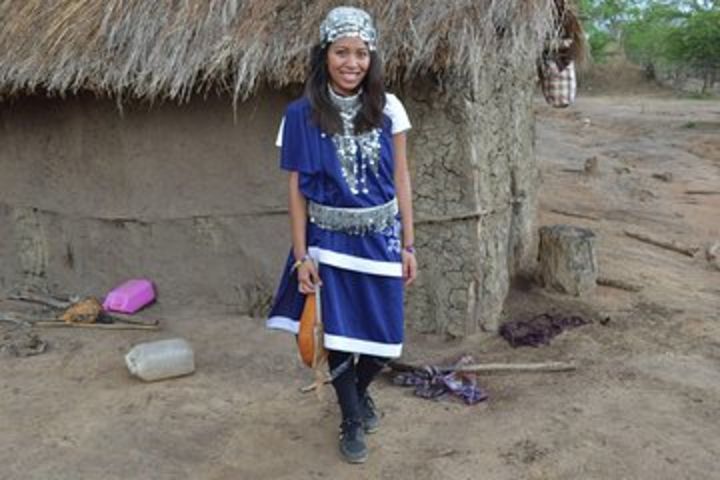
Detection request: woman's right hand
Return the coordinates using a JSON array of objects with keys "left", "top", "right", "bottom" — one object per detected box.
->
[{"left": 297, "top": 259, "right": 322, "bottom": 294}]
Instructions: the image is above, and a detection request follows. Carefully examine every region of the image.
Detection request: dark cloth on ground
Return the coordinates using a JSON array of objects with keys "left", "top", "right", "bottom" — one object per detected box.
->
[
  {"left": 392, "top": 356, "right": 488, "bottom": 405},
  {"left": 499, "top": 313, "right": 590, "bottom": 348}
]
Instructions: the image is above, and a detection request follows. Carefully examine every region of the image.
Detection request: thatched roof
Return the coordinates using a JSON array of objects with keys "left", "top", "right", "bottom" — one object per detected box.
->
[{"left": 0, "top": 0, "right": 579, "bottom": 102}]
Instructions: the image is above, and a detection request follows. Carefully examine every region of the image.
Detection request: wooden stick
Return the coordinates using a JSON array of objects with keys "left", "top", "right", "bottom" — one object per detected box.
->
[
  {"left": 101, "top": 312, "right": 159, "bottom": 326},
  {"left": 6, "top": 294, "right": 158, "bottom": 326},
  {"left": 388, "top": 360, "right": 576, "bottom": 374},
  {"left": 684, "top": 190, "right": 720, "bottom": 196},
  {"left": 300, "top": 377, "right": 331, "bottom": 393},
  {"left": 300, "top": 361, "right": 577, "bottom": 393},
  {"left": 35, "top": 321, "right": 160, "bottom": 331},
  {"left": 624, "top": 229, "right": 699, "bottom": 257},
  {"left": 549, "top": 209, "right": 601, "bottom": 221},
  {"left": 0, "top": 313, "right": 29, "bottom": 325},
  {"left": 597, "top": 276, "right": 643, "bottom": 292},
  {"left": 415, "top": 209, "right": 490, "bottom": 225},
  {"left": 1, "top": 312, "right": 55, "bottom": 324},
  {"left": 451, "top": 361, "right": 576, "bottom": 373},
  {"left": 8, "top": 292, "right": 72, "bottom": 309}
]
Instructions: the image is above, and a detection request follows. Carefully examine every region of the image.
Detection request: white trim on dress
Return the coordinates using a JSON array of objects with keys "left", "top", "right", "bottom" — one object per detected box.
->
[
  {"left": 266, "top": 316, "right": 403, "bottom": 358},
  {"left": 324, "top": 333, "right": 402, "bottom": 358},
  {"left": 308, "top": 246, "right": 402, "bottom": 277},
  {"left": 267, "top": 315, "right": 299, "bottom": 333}
]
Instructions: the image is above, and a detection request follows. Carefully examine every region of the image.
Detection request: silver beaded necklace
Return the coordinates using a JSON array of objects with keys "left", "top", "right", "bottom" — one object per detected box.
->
[{"left": 328, "top": 86, "right": 381, "bottom": 195}]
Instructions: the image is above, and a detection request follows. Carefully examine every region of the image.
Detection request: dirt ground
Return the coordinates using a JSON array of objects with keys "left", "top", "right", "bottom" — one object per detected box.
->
[{"left": 2, "top": 91, "right": 719, "bottom": 480}]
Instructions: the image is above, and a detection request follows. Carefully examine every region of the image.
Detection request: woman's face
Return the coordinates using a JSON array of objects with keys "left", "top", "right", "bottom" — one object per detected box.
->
[{"left": 326, "top": 36, "right": 371, "bottom": 96}]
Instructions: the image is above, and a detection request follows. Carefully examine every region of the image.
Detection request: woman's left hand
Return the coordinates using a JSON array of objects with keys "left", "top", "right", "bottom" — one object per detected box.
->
[{"left": 402, "top": 250, "right": 417, "bottom": 286}]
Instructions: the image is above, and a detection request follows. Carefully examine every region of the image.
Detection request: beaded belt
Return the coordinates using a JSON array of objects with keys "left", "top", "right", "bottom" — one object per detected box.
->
[{"left": 308, "top": 198, "right": 398, "bottom": 235}]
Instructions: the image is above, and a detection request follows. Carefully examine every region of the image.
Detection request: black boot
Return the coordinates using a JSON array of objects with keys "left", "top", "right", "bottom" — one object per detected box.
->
[
  {"left": 339, "top": 418, "right": 368, "bottom": 463},
  {"left": 329, "top": 351, "right": 367, "bottom": 463},
  {"left": 356, "top": 355, "right": 387, "bottom": 433},
  {"left": 359, "top": 391, "right": 380, "bottom": 434}
]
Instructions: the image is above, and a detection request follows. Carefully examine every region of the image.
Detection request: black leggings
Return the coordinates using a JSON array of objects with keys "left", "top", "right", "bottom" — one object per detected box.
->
[{"left": 327, "top": 350, "right": 388, "bottom": 422}]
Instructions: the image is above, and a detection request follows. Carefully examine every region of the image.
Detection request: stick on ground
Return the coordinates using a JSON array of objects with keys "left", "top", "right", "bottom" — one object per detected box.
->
[
  {"left": 624, "top": 229, "right": 699, "bottom": 257},
  {"left": 0, "top": 313, "right": 30, "bottom": 326},
  {"left": 452, "top": 361, "right": 576, "bottom": 373},
  {"left": 597, "top": 276, "right": 643, "bottom": 292},
  {"left": 300, "top": 361, "right": 577, "bottom": 393},
  {"left": 684, "top": 190, "right": 720, "bottom": 196},
  {"left": 388, "top": 360, "right": 576, "bottom": 374},
  {"left": 100, "top": 312, "right": 160, "bottom": 326},
  {"left": 6, "top": 294, "right": 158, "bottom": 326},
  {"left": 35, "top": 321, "right": 160, "bottom": 331},
  {"left": 1, "top": 312, "right": 56, "bottom": 324},
  {"left": 300, "top": 377, "right": 331, "bottom": 393},
  {"left": 549, "top": 209, "right": 601, "bottom": 221},
  {"left": 7, "top": 292, "right": 73, "bottom": 309}
]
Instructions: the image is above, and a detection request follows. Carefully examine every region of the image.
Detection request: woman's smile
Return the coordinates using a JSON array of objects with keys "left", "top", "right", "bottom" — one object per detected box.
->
[{"left": 327, "top": 36, "right": 370, "bottom": 96}]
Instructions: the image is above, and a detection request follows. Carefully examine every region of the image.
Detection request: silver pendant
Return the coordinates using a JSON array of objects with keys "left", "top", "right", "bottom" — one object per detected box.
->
[{"left": 328, "top": 87, "right": 382, "bottom": 195}]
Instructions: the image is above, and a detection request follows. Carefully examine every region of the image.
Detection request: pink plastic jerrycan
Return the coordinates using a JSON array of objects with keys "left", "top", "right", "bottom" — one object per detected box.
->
[{"left": 103, "top": 279, "right": 156, "bottom": 314}]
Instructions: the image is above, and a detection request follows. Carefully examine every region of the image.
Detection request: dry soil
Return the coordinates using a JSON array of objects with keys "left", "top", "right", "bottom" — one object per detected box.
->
[{"left": 1, "top": 92, "right": 719, "bottom": 480}]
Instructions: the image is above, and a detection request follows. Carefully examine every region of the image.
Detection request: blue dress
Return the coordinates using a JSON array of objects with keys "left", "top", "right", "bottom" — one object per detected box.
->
[{"left": 266, "top": 97, "right": 404, "bottom": 358}]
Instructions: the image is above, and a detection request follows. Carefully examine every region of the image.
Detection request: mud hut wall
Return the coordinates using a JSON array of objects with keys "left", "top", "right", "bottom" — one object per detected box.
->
[
  {"left": 0, "top": 91, "right": 295, "bottom": 311},
  {"left": 1, "top": 69, "right": 539, "bottom": 333},
  {"left": 403, "top": 65, "right": 538, "bottom": 336}
]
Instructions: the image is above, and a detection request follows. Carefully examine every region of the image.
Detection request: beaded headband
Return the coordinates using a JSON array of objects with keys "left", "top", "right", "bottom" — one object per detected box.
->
[{"left": 320, "top": 6, "right": 377, "bottom": 51}]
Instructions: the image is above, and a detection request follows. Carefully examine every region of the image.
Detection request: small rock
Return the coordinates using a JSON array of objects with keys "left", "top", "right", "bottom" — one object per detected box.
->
[
  {"left": 614, "top": 166, "right": 631, "bottom": 175},
  {"left": 637, "top": 189, "right": 659, "bottom": 202},
  {"left": 582, "top": 117, "right": 591, "bottom": 127},
  {"left": 652, "top": 172, "right": 673, "bottom": 182},
  {"left": 1, "top": 328, "right": 47, "bottom": 357},
  {"left": 584, "top": 156, "right": 599, "bottom": 175}
]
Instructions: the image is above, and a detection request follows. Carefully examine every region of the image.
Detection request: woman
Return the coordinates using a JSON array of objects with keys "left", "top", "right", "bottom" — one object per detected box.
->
[{"left": 266, "top": 6, "right": 417, "bottom": 464}]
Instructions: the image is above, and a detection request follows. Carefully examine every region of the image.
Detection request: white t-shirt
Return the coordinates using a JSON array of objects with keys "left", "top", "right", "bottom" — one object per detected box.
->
[{"left": 275, "top": 92, "right": 411, "bottom": 147}]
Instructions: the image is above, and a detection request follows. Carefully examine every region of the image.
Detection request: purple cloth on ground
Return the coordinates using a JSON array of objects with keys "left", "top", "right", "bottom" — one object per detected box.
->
[
  {"left": 499, "top": 313, "right": 590, "bottom": 348},
  {"left": 392, "top": 359, "right": 488, "bottom": 405}
]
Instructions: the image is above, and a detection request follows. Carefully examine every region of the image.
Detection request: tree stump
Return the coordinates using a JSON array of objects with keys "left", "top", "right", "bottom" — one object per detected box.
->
[
  {"left": 537, "top": 225, "right": 598, "bottom": 296},
  {"left": 707, "top": 241, "right": 720, "bottom": 271}
]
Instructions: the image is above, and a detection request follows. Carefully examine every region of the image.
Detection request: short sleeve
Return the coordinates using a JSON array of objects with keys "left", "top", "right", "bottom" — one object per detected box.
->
[
  {"left": 384, "top": 93, "right": 411, "bottom": 134},
  {"left": 275, "top": 117, "right": 285, "bottom": 147},
  {"left": 278, "top": 102, "right": 318, "bottom": 174}
]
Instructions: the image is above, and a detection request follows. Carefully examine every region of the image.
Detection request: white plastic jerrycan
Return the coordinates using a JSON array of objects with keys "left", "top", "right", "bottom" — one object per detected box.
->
[{"left": 125, "top": 338, "right": 195, "bottom": 381}]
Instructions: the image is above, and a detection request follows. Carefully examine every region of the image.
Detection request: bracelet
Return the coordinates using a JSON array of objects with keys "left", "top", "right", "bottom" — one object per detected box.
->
[
  {"left": 291, "top": 254, "right": 311, "bottom": 272},
  {"left": 403, "top": 245, "right": 416, "bottom": 254}
]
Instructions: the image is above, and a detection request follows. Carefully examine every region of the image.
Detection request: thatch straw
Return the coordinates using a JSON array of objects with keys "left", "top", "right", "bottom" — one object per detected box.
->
[{"left": 0, "top": 0, "right": 582, "bottom": 103}]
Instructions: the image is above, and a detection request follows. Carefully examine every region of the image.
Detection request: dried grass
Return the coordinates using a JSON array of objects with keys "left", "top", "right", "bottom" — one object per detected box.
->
[{"left": 0, "top": 0, "right": 582, "bottom": 102}]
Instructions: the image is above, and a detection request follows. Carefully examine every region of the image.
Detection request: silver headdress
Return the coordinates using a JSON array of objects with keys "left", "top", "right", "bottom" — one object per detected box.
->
[{"left": 320, "top": 6, "right": 377, "bottom": 51}]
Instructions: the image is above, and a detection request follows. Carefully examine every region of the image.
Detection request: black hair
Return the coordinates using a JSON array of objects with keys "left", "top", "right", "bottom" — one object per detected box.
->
[{"left": 305, "top": 43, "right": 386, "bottom": 135}]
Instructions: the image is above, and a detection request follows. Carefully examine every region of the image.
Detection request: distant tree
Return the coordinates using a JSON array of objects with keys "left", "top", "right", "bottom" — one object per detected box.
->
[
  {"left": 624, "top": 1, "right": 720, "bottom": 92},
  {"left": 667, "top": 8, "right": 720, "bottom": 92},
  {"left": 623, "top": 3, "right": 681, "bottom": 76},
  {"left": 578, "top": 0, "right": 639, "bottom": 62}
]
